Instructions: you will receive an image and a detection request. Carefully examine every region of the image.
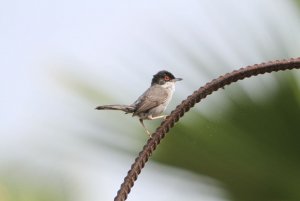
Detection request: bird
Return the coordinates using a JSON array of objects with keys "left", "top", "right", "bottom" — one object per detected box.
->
[{"left": 95, "top": 70, "right": 182, "bottom": 137}]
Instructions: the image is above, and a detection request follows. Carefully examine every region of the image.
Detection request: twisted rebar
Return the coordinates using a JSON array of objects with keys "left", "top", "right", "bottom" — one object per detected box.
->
[{"left": 114, "top": 57, "right": 300, "bottom": 201}]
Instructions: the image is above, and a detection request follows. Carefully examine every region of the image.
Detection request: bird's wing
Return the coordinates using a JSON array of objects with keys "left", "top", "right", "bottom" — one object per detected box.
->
[{"left": 134, "top": 85, "right": 168, "bottom": 115}]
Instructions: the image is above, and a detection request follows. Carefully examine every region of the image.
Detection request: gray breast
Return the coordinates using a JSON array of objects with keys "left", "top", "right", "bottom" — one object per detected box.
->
[{"left": 136, "top": 83, "right": 175, "bottom": 119}]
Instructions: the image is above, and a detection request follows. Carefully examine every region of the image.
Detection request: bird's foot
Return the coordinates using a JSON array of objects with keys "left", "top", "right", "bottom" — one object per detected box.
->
[{"left": 146, "top": 130, "right": 153, "bottom": 138}]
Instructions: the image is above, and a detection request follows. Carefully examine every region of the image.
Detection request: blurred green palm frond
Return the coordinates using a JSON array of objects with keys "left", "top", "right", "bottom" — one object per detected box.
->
[
  {"left": 0, "top": 174, "right": 70, "bottom": 201},
  {"left": 153, "top": 72, "right": 300, "bottom": 201},
  {"left": 295, "top": 0, "right": 300, "bottom": 8}
]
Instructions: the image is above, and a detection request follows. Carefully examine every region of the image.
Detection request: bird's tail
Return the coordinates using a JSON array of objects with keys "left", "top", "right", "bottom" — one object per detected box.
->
[{"left": 95, "top": 104, "right": 135, "bottom": 113}]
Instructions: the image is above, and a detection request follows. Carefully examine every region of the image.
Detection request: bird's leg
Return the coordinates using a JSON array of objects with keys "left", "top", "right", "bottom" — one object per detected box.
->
[
  {"left": 148, "top": 115, "right": 167, "bottom": 120},
  {"left": 139, "top": 119, "right": 152, "bottom": 137}
]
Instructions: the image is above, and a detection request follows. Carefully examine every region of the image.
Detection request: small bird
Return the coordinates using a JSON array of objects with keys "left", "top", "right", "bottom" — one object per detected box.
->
[{"left": 95, "top": 70, "right": 182, "bottom": 136}]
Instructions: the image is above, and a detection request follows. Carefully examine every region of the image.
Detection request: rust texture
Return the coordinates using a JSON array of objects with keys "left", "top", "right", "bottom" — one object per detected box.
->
[{"left": 114, "top": 57, "right": 300, "bottom": 201}]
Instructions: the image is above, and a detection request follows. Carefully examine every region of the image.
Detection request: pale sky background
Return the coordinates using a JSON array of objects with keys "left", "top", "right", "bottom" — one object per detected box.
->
[{"left": 1, "top": 0, "right": 300, "bottom": 201}]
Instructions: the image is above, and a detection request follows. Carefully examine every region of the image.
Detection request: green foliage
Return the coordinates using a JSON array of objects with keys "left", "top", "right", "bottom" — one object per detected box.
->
[
  {"left": 0, "top": 177, "right": 70, "bottom": 201},
  {"left": 153, "top": 72, "right": 300, "bottom": 201},
  {"left": 294, "top": 0, "right": 300, "bottom": 8}
]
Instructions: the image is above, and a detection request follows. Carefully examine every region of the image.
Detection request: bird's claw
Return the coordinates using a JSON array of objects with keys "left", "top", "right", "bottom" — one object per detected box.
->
[{"left": 145, "top": 129, "right": 152, "bottom": 138}]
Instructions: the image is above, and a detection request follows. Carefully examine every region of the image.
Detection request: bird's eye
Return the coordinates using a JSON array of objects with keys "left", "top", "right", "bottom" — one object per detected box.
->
[{"left": 164, "top": 75, "right": 170, "bottom": 81}]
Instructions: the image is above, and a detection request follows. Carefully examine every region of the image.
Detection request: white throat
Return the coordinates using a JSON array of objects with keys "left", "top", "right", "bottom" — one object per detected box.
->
[{"left": 161, "top": 81, "right": 176, "bottom": 93}]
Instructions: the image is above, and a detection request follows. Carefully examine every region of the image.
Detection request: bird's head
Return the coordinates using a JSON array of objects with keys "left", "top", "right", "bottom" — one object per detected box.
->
[{"left": 151, "top": 70, "right": 182, "bottom": 86}]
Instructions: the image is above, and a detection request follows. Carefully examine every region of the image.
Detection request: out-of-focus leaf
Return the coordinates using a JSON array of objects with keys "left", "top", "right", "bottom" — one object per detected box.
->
[{"left": 0, "top": 174, "right": 70, "bottom": 201}]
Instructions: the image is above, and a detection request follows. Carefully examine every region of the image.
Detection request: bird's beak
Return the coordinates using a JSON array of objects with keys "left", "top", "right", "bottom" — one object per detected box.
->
[{"left": 172, "top": 78, "right": 183, "bottom": 82}]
